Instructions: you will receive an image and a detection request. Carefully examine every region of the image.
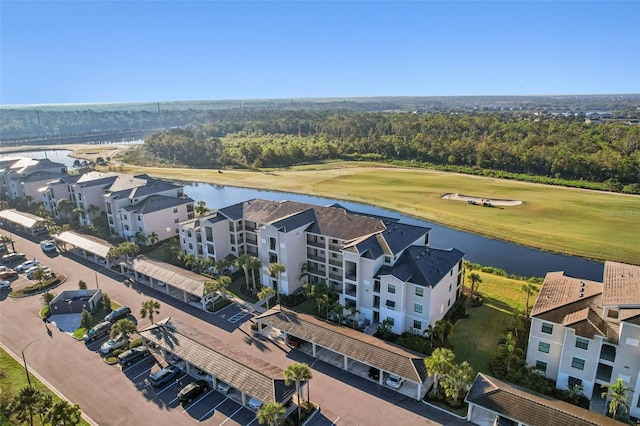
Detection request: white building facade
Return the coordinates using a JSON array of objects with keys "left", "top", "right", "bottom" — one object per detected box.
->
[
  {"left": 179, "top": 199, "right": 464, "bottom": 334},
  {"left": 526, "top": 262, "right": 640, "bottom": 419}
]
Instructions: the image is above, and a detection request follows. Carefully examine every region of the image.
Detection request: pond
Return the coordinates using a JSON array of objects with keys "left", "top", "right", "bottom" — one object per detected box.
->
[{"left": 18, "top": 149, "right": 605, "bottom": 281}]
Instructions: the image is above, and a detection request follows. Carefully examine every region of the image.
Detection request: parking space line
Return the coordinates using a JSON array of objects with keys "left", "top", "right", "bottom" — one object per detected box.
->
[
  {"left": 198, "top": 396, "right": 229, "bottom": 422},
  {"left": 331, "top": 416, "right": 340, "bottom": 425},
  {"left": 218, "top": 407, "right": 243, "bottom": 426},
  {"left": 157, "top": 373, "right": 186, "bottom": 395},
  {"left": 125, "top": 355, "right": 154, "bottom": 371},
  {"left": 132, "top": 367, "right": 153, "bottom": 381},
  {"left": 182, "top": 389, "right": 216, "bottom": 413},
  {"left": 246, "top": 417, "right": 258, "bottom": 426}
]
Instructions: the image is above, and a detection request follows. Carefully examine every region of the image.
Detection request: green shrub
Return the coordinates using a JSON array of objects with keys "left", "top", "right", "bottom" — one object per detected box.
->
[{"left": 112, "top": 349, "right": 124, "bottom": 357}]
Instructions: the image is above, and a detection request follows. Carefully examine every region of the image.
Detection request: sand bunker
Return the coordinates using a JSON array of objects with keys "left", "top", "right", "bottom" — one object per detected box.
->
[{"left": 441, "top": 193, "right": 522, "bottom": 207}]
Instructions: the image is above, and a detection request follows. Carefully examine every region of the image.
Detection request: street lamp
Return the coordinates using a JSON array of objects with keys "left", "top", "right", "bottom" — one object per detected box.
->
[{"left": 21, "top": 338, "right": 39, "bottom": 387}]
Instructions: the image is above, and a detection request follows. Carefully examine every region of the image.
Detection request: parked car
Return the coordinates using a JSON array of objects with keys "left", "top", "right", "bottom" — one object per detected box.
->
[
  {"left": 149, "top": 366, "right": 180, "bottom": 387},
  {"left": 104, "top": 306, "right": 131, "bottom": 323},
  {"left": 26, "top": 266, "right": 50, "bottom": 280},
  {"left": 0, "top": 265, "right": 10, "bottom": 272},
  {"left": 0, "top": 270, "right": 17, "bottom": 280},
  {"left": 16, "top": 260, "right": 39, "bottom": 273},
  {"left": 286, "top": 335, "right": 305, "bottom": 348},
  {"left": 83, "top": 321, "right": 112, "bottom": 343},
  {"left": 385, "top": 375, "right": 405, "bottom": 389},
  {"left": 100, "top": 335, "right": 127, "bottom": 354},
  {"left": 177, "top": 380, "right": 210, "bottom": 404},
  {"left": 40, "top": 240, "right": 57, "bottom": 252},
  {"left": 1, "top": 253, "right": 25, "bottom": 264},
  {"left": 368, "top": 367, "right": 380, "bottom": 380},
  {"left": 216, "top": 381, "right": 233, "bottom": 394},
  {"left": 118, "top": 346, "right": 149, "bottom": 367},
  {"left": 248, "top": 397, "right": 263, "bottom": 410},
  {"left": 0, "top": 280, "right": 11, "bottom": 290}
]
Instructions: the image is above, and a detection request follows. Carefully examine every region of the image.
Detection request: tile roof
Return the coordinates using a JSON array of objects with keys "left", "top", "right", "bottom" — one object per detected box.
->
[
  {"left": 122, "top": 195, "right": 193, "bottom": 215},
  {"left": 256, "top": 308, "right": 428, "bottom": 384},
  {"left": 466, "top": 373, "right": 620, "bottom": 426},
  {"left": 132, "top": 256, "right": 207, "bottom": 296},
  {"left": 377, "top": 247, "right": 465, "bottom": 288},
  {"left": 139, "top": 318, "right": 295, "bottom": 404},
  {"left": 602, "top": 261, "right": 640, "bottom": 307},
  {"left": 530, "top": 272, "right": 602, "bottom": 317}
]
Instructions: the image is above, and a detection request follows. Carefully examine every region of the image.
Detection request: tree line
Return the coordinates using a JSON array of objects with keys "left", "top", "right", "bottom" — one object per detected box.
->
[{"left": 138, "top": 112, "right": 640, "bottom": 192}]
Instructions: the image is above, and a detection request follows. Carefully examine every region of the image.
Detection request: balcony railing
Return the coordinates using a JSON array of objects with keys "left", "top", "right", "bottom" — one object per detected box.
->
[
  {"left": 599, "top": 344, "right": 617, "bottom": 363},
  {"left": 328, "top": 272, "right": 343, "bottom": 281},
  {"left": 308, "top": 254, "right": 325, "bottom": 262},
  {"left": 596, "top": 363, "right": 613, "bottom": 382},
  {"left": 345, "top": 288, "right": 357, "bottom": 297},
  {"left": 246, "top": 237, "right": 258, "bottom": 245},
  {"left": 328, "top": 259, "right": 342, "bottom": 267},
  {"left": 328, "top": 244, "right": 341, "bottom": 252},
  {"left": 307, "top": 240, "right": 324, "bottom": 248},
  {"left": 345, "top": 273, "right": 357, "bottom": 281}
]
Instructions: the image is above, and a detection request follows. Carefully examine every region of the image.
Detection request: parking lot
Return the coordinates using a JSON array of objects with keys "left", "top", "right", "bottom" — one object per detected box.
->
[{"left": 83, "top": 331, "right": 261, "bottom": 425}]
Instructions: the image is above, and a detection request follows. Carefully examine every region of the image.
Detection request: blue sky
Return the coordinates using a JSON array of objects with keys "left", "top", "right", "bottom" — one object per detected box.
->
[{"left": 1, "top": 1, "right": 639, "bottom": 105}]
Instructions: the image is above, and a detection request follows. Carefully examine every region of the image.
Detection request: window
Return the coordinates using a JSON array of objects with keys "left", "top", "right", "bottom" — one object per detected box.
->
[
  {"left": 447, "top": 299, "right": 451, "bottom": 307},
  {"left": 415, "top": 287, "right": 424, "bottom": 297},
  {"left": 188, "top": 243, "right": 193, "bottom": 250},
  {"left": 137, "top": 215, "right": 142, "bottom": 221},
  {"left": 575, "top": 337, "right": 589, "bottom": 350},
  {"left": 138, "top": 226, "right": 142, "bottom": 232},
  {"left": 541, "top": 323, "right": 553, "bottom": 334},
  {"left": 173, "top": 207, "right": 178, "bottom": 214},
  {"left": 385, "top": 300, "right": 395, "bottom": 310},
  {"left": 386, "top": 317, "right": 395, "bottom": 327},
  {"left": 535, "top": 360, "right": 547, "bottom": 373},
  {"left": 269, "top": 253, "right": 278, "bottom": 264},
  {"left": 571, "top": 357, "right": 585, "bottom": 370},
  {"left": 538, "top": 342, "right": 550, "bottom": 353},
  {"left": 414, "top": 303, "right": 423, "bottom": 314},
  {"left": 174, "top": 218, "right": 179, "bottom": 223},
  {"left": 449, "top": 283, "right": 452, "bottom": 292},
  {"left": 388, "top": 284, "right": 396, "bottom": 294},
  {"left": 384, "top": 256, "right": 392, "bottom": 264},
  {"left": 568, "top": 377, "right": 582, "bottom": 387},
  {"left": 413, "top": 320, "right": 422, "bottom": 330},
  {"left": 270, "top": 237, "right": 276, "bottom": 250}
]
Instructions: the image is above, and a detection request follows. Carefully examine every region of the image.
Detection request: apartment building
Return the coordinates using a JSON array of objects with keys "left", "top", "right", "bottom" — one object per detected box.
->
[
  {"left": 526, "top": 261, "right": 640, "bottom": 419},
  {"left": 0, "top": 157, "right": 67, "bottom": 203},
  {"left": 179, "top": 199, "right": 464, "bottom": 334}
]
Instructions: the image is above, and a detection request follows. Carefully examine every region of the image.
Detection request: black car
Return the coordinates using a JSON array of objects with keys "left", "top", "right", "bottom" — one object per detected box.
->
[
  {"left": 177, "top": 380, "right": 210, "bottom": 404},
  {"left": 105, "top": 306, "right": 131, "bottom": 323},
  {"left": 83, "top": 321, "right": 112, "bottom": 343},
  {"left": 149, "top": 366, "right": 180, "bottom": 387},
  {"left": 368, "top": 367, "right": 380, "bottom": 380},
  {"left": 118, "top": 346, "right": 150, "bottom": 367}
]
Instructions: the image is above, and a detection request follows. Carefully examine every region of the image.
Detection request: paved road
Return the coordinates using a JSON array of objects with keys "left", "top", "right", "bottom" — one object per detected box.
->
[{"left": 0, "top": 229, "right": 469, "bottom": 426}]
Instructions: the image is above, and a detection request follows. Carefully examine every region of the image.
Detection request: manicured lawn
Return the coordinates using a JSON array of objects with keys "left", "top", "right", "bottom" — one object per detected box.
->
[
  {"left": 0, "top": 349, "right": 89, "bottom": 426},
  {"left": 472, "top": 270, "right": 541, "bottom": 314},
  {"left": 292, "top": 298, "right": 317, "bottom": 315},
  {"left": 110, "top": 159, "right": 640, "bottom": 265},
  {"left": 227, "top": 276, "right": 257, "bottom": 303}
]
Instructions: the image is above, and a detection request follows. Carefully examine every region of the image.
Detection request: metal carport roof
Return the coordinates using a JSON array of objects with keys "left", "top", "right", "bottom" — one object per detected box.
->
[
  {"left": 132, "top": 255, "right": 208, "bottom": 296},
  {"left": 0, "top": 209, "right": 45, "bottom": 229},
  {"left": 139, "top": 318, "right": 295, "bottom": 404},
  {"left": 257, "top": 308, "right": 428, "bottom": 384},
  {"left": 54, "top": 231, "right": 113, "bottom": 258}
]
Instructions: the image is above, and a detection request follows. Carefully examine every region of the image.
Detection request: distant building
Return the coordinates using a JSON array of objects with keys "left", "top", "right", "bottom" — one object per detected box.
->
[
  {"left": 0, "top": 157, "right": 67, "bottom": 204},
  {"left": 526, "top": 261, "right": 640, "bottom": 419},
  {"left": 179, "top": 199, "right": 464, "bottom": 334}
]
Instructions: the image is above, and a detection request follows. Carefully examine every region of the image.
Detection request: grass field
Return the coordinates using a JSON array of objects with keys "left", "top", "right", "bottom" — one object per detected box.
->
[
  {"left": 105, "top": 158, "right": 639, "bottom": 265},
  {"left": 0, "top": 349, "right": 89, "bottom": 426}
]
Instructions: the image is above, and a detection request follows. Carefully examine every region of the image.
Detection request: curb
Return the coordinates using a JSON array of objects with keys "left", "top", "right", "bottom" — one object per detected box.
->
[
  {"left": 301, "top": 403, "right": 320, "bottom": 426},
  {"left": 0, "top": 341, "right": 100, "bottom": 426},
  {"left": 421, "top": 399, "right": 468, "bottom": 420}
]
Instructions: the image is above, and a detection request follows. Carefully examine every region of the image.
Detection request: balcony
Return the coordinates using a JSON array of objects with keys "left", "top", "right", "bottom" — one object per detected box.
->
[
  {"left": 307, "top": 239, "right": 324, "bottom": 248},
  {"left": 246, "top": 237, "right": 257, "bottom": 245},
  {"left": 328, "top": 259, "right": 342, "bottom": 267},
  {"left": 599, "top": 344, "right": 617, "bottom": 363},
  {"left": 328, "top": 272, "right": 342, "bottom": 281},
  {"left": 345, "top": 284, "right": 357, "bottom": 297},
  {"left": 328, "top": 243, "right": 341, "bottom": 252},
  {"left": 308, "top": 254, "right": 325, "bottom": 263},
  {"left": 596, "top": 363, "right": 613, "bottom": 383},
  {"left": 345, "top": 273, "right": 357, "bottom": 282}
]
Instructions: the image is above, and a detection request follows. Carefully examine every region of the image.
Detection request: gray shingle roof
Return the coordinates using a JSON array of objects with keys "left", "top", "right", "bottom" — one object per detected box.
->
[
  {"left": 257, "top": 308, "right": 428, "bottom": 384},
  {"left": 122, "top": 195, "right": 193, "bottom": 215},
  {"left": 378, "top": 247, "right": 464, "bottom": 287},
  {"left": 139, "top": 318, "right": 295, "bottom": 404},
  {"left": 76, "top": 171, "right": 119, "bottom": 188},
  {"left": 466, "top": 373, "right": 621, "bottom": 426},
  {"left": 19, "top": 171, "right": 64, "bottom": 183}
]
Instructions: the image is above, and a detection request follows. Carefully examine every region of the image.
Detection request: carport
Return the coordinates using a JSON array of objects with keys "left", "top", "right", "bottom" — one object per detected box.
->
[
  {"left": 256, "top": 307, "right": 430, "bottom": 401},
  {"left": 0, "top": 209, "right": 48, "bottom": 236},
  {"left": 131, "top": 256, "right": 212, "bottom": 310},
  {"left": 139, "top": 318, "right": 296, "bottom": 410},
  {"left": 54, "top": 231, "right": 113, "bottom": 266}
]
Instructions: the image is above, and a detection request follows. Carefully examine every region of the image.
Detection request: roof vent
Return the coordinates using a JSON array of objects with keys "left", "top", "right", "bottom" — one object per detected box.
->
[
  {"left": 580, "top": 287, "right": 584, "bottom": 294},
  {"left": 579, "top": 293, "right": 584, "bottom": 298},
  {"left": 580, "top": 281, "right": 585, "bottom": 287}
]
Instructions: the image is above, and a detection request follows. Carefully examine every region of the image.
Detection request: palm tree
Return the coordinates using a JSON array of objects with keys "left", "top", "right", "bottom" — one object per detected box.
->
[
  {"left": 441, "top": 361, "right": 474, "bottom": 404},
  {"left": 469, "top": 272, "right": 482, "bottom": 295},
  {"left": 601, "top": 378, "right": 632, "bottom": 420},
  {"left": 267, "top": 263, "right": 286, "bottom": 306},
  {"left": 521, "top": 282, "right": 539, "bottom": 316},
  {"left": 247, "top": 256, "right": 262, "bottom": 293},
  {"left": 183, "top": 253, "right": 198, "bottom": 270},
  {"left": 204, "top": 280, "right": 223, "bottom": 303},
  {"left": 284, "top": 362, "right": 313, "bottom": 422},
  {"left": 147, "top": 231, "right": 159, "bottom": 248},
  {"left": 117, "top": 242, "right": 140, "bottom": 264},
  {"left": 11, "top": 386, "right": 44, "bottom": 426},
  {"left": 499, "top": 331, "right": 523, "bottom": 373},
  {"left": 433, "top": 319, "right": 454, "bottom": 342},
  {"left": 347, "top": 305, "right": 360, "bottom": 329},
  {"left": 194, "top": 200, "right": 209, "bottom": 216},
  {"left": 256, "top": 401, "right": 285, "bottom": 426},
  {"left": 257, "top": 287, "right": 276, "bottom": 310},
  {"left": 56, "top": 199, "right": 74, "bottom": 225},
  {"left": 217, "top": 275, "right": 232, "bottom": 300},
  {"left": 424, "top": 347, "right": 455, "bottom": 397},
  {"left": 87, "top": 203, "right": 101, "bottom": 220},
  {"left": 110, "top": 318, "right": 137, "bottom": 349},
  {"left": 45, "top": 400, "right": 82, "bottom": 426},
  {"left": 134, "top": 231, "right": 147, "bottom": 246},
  {"left": 140, "top": 299, "right": 161, "bottom": 324},
  {"left": 236, "top": 254, "right": 252, "bottom": 292}
]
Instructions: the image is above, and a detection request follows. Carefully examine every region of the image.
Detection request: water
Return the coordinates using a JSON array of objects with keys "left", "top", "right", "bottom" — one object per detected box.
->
[
  {"left": 181, "top": 181, "right": 604, "bottom": 281},
  {"left": 13, "top": 148, "right": 606, "bottom": 280}
]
